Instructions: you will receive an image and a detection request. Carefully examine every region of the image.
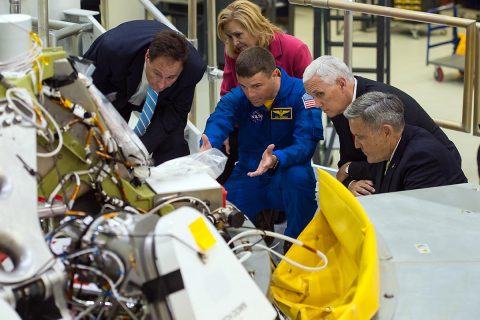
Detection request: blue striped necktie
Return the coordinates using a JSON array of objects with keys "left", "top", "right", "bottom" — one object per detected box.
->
[{"left": 134, "top": 86, "right": 158, "bottom": 136}]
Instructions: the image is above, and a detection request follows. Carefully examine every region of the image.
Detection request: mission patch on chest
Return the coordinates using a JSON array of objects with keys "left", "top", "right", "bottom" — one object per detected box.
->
[{"left": 271, "top": 107, "right": 292, "bottom": 120}]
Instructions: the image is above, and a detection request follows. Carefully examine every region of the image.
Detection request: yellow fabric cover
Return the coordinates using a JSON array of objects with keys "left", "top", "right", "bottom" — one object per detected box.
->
[
  {"left": 455, "top": 33, "right": 466, "bottom": 56},
  {"left": 271, "top": 168, "right": 380, "bottom": 319}
]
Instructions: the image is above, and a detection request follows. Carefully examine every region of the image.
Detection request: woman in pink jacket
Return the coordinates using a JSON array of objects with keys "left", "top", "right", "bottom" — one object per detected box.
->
[{"left": 217, "top": 0, "right": 312, "bottom": 96}]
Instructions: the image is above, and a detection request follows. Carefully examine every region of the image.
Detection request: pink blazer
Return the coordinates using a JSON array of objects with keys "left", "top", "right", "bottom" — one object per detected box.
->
[{"left": 220, "top": 32, "right": 312, "bottom": 96}]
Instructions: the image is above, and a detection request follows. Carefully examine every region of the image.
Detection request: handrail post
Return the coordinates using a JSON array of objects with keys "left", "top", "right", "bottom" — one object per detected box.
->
[
  {"left": 188, "top": 0, "right": 198, "bottom": 125},
  {"left": 344, "top": 0, "right": 353, "bottom": 68},
  {"left": 38, "top": 0, "right": 49, "bottom": 47},
  {"left": 474, "top": 22, "right": 480, "bottom": 136},
  {"left": 188, "top": 0, "right": 198, "bottom": 48},
  {"left": 207, "top": 0, "right": 218, "bottom": 114}
]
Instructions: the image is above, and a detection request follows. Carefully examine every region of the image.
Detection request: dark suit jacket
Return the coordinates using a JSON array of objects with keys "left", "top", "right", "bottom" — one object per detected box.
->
[
  {"left": 372, "top": 125, "right": 467, "bottom": 193},
  {"left": 332, "top": 76, "right": 461, "bottom": 186},
  {"left": 84, "top": 20, "right": 206, "bottom": 165}
]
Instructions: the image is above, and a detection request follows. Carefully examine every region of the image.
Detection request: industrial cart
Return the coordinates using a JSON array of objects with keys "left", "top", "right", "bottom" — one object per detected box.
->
[{"left": 426, "top": 4, "right": 464, "bottom": 82}]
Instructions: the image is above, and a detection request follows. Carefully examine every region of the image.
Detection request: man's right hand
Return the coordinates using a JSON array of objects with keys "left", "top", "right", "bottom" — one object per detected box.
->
[
  {"left": 348, "top": 180, "right": 375, "bottom": 196},
  {"left": 200, "top": 134, "right": 212, "bottom": 152}
]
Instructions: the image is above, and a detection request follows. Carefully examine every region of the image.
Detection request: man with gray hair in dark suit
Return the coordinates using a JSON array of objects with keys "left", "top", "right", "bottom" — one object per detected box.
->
[{"left": 343, "top": 91, "right": 467, "bottom": 195}]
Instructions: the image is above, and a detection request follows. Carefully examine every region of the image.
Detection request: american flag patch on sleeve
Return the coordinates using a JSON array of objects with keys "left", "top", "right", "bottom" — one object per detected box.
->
[{"left": 302, "top": 93, "right": 316, "bottom": 109}]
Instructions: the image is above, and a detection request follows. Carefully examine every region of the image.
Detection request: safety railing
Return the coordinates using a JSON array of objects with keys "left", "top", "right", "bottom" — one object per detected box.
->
[
  {"left": 290, "top": 0, "right": 480, "bottom": 136},
  {"left": 206, "top": 0, "right": 224, "bottom": 114},
  {"left": 138, "top": 0, "right": 180, "bottom": 33},
  {"left": 31, "top": 18, "right": 94, "bottom": 56}
]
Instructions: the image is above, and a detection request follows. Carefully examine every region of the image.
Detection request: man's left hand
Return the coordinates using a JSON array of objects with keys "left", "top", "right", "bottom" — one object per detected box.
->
[
  {"left": 247, "top": 144, "right": 276, "bottom": 177},
  {"left": 200, "top": 134, "right": 212, "bottom": 152}
]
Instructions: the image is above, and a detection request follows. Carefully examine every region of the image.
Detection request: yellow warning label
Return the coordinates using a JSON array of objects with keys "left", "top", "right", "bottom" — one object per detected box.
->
[{"left": 189, "top": 217, "right": 217, "bottom": 251}]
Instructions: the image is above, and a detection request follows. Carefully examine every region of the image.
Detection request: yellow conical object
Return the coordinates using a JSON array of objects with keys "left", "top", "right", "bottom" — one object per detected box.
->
[{"left": 271, "top": 168, "right": 380, "bottom": 320}]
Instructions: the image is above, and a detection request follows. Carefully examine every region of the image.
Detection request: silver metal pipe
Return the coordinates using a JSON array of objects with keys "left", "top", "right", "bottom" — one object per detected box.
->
[
  {"left": 137, "top": 0, "right": 179, "bottom": 33},
  {"left": 291, "top": 0, "right": 474, "bottom": 27},
  {"left": 37, "top": 0, "right": 49, "bottom": 47},
  {"left": 38, "top": 203, "right": 67, "bottom": 219},
  {"left": 458, "top": 22, "right": 476, "bottom": 133},
  {"left": 31, "top": 18, "right": 92, "bottom": 55},
  {"left": 33, "top": 18, "right": 73, "bottom": 29},
  {"left": 31, "top": 18, "right": 93, "bottom": 32},
  {"left": 343, "top": 0, "right": 353, "bottom": 68},
  {"left": 207, "top": 0, "right": 218, "bottom": 113},
  {"left": 188, "top": 0, "right": 197, "bottom": 47},
  {"left": 474, "top": 22, "right": 480, "bottom": 137},
  {"left": 50, "top": 24, "right": 84, "bottom": 55},
  {"left": 188, "top": 0, "right": 198, "bottom": 125},
  {"left": 9, "top": 0, "right": 21, "bottom": 14},
  {"left": 52, "top": 24, "right": 84, "bottom": 41},
  {"left": 35, "top": 19, "right": 75, "bottom": 29}
]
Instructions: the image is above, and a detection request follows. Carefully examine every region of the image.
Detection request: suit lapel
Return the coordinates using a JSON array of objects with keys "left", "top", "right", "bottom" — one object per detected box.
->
[
  {"left": 381, "top": 161, "right": 395, "bottom": 193},
  {"left": 126, "top": 51, "right": 146, "bottom": 101},
  {"left": 380, "top": 130, "right": 408, "bottom": 192}
]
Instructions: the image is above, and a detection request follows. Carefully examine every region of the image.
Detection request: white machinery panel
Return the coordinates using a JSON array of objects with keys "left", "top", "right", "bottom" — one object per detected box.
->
[
  {"left": 154, "top": 207, "right": 276, "bottom": 320},
  {"left": 358, "top": 183, "right": 480, "bottom": 320}
]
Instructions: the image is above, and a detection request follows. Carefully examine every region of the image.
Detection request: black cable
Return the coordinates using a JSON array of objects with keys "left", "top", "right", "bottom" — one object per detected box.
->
[
  {"left": 45, "top": 218, "right": 80, "bottom": 257},
  {"left": 66, "top": 211, "right": 104, "bottom": 298}
]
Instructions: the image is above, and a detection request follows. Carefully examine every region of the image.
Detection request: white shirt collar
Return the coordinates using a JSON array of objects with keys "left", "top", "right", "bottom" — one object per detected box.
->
[
  {"left": 347, "top": 77, "right": 358, "bottom": 109},
  {"left": 389, "top": 136, "right": 402, "bottom": 163},
  {"left": 128, "top": 62, "right": 149, "bottom": 106}
]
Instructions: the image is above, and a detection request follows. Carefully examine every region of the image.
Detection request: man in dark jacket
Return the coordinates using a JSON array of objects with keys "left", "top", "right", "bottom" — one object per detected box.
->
[
  {"left": 84, "top": 20, "right": 206, "bottom": 165},
  {"left": 303, "top": 55, "right": 461, "bottom": 195},
  {"left": 343, "top": 92, "right": 466, "bottom": 194}
]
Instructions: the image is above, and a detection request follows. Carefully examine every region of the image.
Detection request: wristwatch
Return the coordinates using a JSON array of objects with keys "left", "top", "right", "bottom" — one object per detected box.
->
[
  {"left": 271, "top": 156, "right": 280, "bottom": 171},
  {"left": 345, "top": 163, "right": 350, "bottom": 175}
]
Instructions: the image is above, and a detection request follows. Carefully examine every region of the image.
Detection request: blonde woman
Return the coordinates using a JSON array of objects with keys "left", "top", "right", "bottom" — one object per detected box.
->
[{"left": 218, "top": 0, "right": 312, "bottom": 95}]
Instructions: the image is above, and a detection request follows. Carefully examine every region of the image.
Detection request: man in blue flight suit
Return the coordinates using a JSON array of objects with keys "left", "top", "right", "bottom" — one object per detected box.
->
[{"left": 200, "top": 47, "right": 323, "bottom": 248}]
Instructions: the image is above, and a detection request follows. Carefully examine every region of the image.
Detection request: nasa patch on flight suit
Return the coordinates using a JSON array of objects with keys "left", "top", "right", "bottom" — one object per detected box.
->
[{"left": 271, "top": 107, "right": 292, "bottom": 120}]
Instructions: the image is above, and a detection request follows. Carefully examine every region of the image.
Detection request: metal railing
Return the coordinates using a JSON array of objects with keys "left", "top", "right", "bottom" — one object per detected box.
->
[
  {"left": 290, "top": 0, "right": 480, "bottom": 136},
  {"left": 31, "top": 18, "right": 94, "bottom": 56},
  {"left": 206, "top": 0, "right": 223, "bottom": 114},
  {"left": 138, "top": 0, "right": 180, "bottom": 32}
]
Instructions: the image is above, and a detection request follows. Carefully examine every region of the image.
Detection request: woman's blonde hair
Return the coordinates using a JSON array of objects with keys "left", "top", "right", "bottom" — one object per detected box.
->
[{"left": 217, "top": 0, "right": 282, "bottom": 58}]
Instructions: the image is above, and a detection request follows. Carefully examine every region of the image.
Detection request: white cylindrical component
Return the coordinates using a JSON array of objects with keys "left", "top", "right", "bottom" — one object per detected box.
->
[{"left": 0, "top": 14, "right": 32, "bottom": 62}]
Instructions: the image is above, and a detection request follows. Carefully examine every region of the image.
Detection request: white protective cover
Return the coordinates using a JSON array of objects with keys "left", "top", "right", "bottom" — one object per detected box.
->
[
  {"left": 153, "top": 207, "right": 276, "bottom": 320},
  {"left": 149, "top": 148, "right": 227, "bottom": 180}
]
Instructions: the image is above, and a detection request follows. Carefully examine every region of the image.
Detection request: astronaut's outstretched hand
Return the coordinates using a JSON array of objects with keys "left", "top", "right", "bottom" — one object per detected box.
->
[
  {"left": 200, "top": 134, "right": 212, "bottom": 152},
  {"left": 247, "top": 144, "right": 276, "bottom": 177}
]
